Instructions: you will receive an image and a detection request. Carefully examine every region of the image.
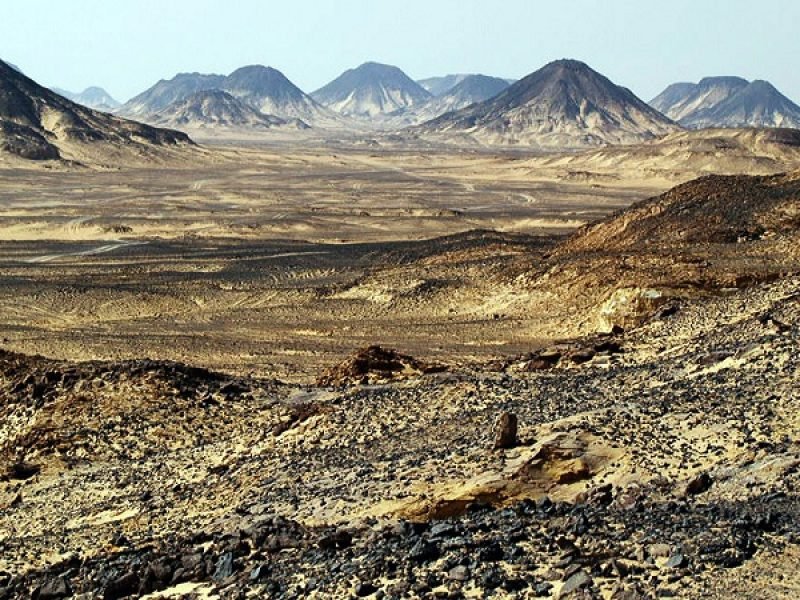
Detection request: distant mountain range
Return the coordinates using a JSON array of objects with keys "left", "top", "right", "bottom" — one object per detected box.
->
[
  {"left": 5, "top": 55, "right": 800, "bottom": 156},
  {"left": 311, "top": 62, "right": 431, "bottom": 118},
  {"left": 651, "top": 77, "right": 800, "bottom": 129},
  {"left": 120, "top": 66, "right": 341, "bottom": 128},
  {"left": 150, "top": 89, "right": 309, "bottom": 132},
  {"left": 52, "top": 86, "right": 121, "bottom": 112},
  {"left": 416, "top": 59, "right": 679, "bottom": 148},
  {"left": 0, "top": 59, "right": 191, "bottom": 163}
]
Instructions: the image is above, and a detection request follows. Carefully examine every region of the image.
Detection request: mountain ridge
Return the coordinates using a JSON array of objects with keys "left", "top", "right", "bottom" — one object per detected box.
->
[
  {"left": 650, "top": 76, "right": 800, "bottom": 129},
  {"left": 416, "top": 59, "right": 680, "bottom": 148}
]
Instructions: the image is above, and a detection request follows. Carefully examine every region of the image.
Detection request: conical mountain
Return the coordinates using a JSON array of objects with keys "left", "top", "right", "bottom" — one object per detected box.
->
[
  {"left": 151, "top": 89, "right": 309, "bottom": 131},
  {"left": 653, "top": 77, "right": 800, "bottom": 129},
  {"left": 392, "top": 75, "right": 510, "bottom": 126},
  {"left": 54, "top": 86, "right": 121, "bottom": 111},
  {"left": 650, "top": 76, "right": 749, "bottom": 123},
  {"left": 311, "top": 62, "right": 431, "bottom": 118},
  {"left": 417, "top": 59, "right": 679, "bottom": 148},
  {"left": 0, "top": 59, "right": 191, "bottom": 162},
  {"left": 223, "top": 65, "right": 335, "bottom": 125}
]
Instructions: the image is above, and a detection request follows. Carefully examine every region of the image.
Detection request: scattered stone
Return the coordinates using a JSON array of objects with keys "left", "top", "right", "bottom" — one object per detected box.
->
[
  {"left": 37, "top": 577, "right": 72, "bottom": 600},
  {"left": 355, "top": 581, "right": 378, "bottom": 597},
  {"left": 558, "top": 570, "right": 593, "bottom": 597},
  {"left": 685, "top": 472, "right": 713, "bottom": 496},
  {"left": 664, "top": 554, "right": 687, "bottom": 569},
  {"left": 493, "top": 412, "right": 519, "bottom": 449},
  {"left": 447, "top": 566, "right": 470, "bottom": 582}
]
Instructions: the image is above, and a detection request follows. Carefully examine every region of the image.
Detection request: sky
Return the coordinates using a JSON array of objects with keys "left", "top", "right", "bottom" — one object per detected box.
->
[{"left": 3, "top": 0, "right": 799, "bottom": 104}]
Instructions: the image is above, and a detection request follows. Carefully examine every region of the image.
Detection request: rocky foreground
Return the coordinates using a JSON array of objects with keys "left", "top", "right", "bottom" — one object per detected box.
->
[{"left": 0, "top": 269, "right": 798, "bottom": 598}]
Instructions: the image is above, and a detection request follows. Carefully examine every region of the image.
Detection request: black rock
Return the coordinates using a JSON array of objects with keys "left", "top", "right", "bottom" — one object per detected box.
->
[
  {"left": 685, "top": 472, "right": 713, "bottom": 496},
  {"left": 318, "top": 528, "right": 353, "bottom": 550},
  {"left": 37, "top": 577, "right": 72, "bottom": 600},
  {"left": 355, "top": 581, "right": 378, "bottom": 597},
  {"left": 409, "top": 540, "right": 440, "bottom": 563},
  {"left": 103, "top": 571, "right": 140, "bottom": 600}
]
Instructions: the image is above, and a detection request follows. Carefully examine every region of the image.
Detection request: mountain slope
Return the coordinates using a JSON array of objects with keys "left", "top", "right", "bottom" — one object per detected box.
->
[
  {"left": 416, "top": 59, "right": 679, "bottom": 148},
  {"left": 53, "top": 86, "right": 121, "bottom": 111},
  {"left": 417, "top": 74, "right": 472, "bottom": 96},
  {"left": 392, "top": 75, "right": 510, "bottom": 126},
  {"left": 650, "top": 77, "right": 748, "bottom": 122},
  {"left": 150, "top": 89, "right": 309, "bottom": 131},
  {"left": 650, "top": 77, "right": 800, "bottom": 129},
  {"left": 311, "top": 62, "right": 431, "bottom": 118},
  {"left": 0, "top": 59, "right": 192, "bottom": 163},
  {"left": 122, "top": 73, "right": 226, "bottom": 118},
  {"left": 562, "top": 169, "right": 800, "bottom": 252}
]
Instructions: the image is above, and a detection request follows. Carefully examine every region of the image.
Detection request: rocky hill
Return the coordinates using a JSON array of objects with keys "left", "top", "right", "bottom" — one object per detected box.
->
[
  {"left": 564, "top": 169, "right": 800, "bottom": 251},
  {"left": 0, "top": 59, "right": 192, "bottom": 164},
  {"left": 417, "top": 59, "right": 680, "bottom": 148},
  {"left": 417, "top": 74, "right": 472, "bottom": 96},
  {"left": 311, "top": 62, "right": 431, "bottom": 119},
  {"left": 651, "top": 77, "right": 800, "bottom": 129},
  {"left": 150, "top": 90, "right": 309, "bottom": 132}
]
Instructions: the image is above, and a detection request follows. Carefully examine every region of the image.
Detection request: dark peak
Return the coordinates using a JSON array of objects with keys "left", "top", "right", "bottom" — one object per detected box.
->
[
  {"left": 745, "top": 79, "right": 779, "bottom": 93},
  {"left": 698, "top": 76, "right": 749, "bottom": 88},
  {"left": 225, "top": 65, "right": 295, "bottom": 89},
  {"left": 228, "top": 65, "right": 283, "bottom": 77},
  {"left": 542, "top": 59, "right": 593, "bottom": 73},
  {"left": 355, "top": 62, "right": 404, "bottom": 74}
]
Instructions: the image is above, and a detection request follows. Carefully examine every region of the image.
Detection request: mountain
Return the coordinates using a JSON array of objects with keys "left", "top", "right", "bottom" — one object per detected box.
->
[
  {"left": 650, "top": 77, "right": 749, "bottom": 122},
  {"left": 121, "top": 66, "right": 339, "bottom": 127},
  {"left": 417, "top": 74, "right": 472, "bottom": 96},
  {"left": 311, "top": 62, "right": 431, "bottom": 118},
  {"left": 53, "top": 86, "right": 121, "bottom": 111},
  {"left": 416, "top": 59, "right": 679, "bottom": 148},
  {"left": 650, "top": 77, "right": 800, "bottom": 129},
  {"left": 0, "top": 59, "right": 192, "bottom": 163},
  {"left": 150, "top": 90, "right": 309, "bottom": 131},
  {"left": 391, "top": 75, "right": 511, "bottom": 126},
  {"left": 121, "top": 73, "right": 226, "bottom": 118},
  {"left": 223, "top": 65, "right": 335, "bottom": 125}
]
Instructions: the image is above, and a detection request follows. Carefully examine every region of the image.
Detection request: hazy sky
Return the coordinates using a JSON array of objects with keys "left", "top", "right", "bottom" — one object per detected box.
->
[{"left": 4, "top": 0, "right": 799, "bottom": 104}]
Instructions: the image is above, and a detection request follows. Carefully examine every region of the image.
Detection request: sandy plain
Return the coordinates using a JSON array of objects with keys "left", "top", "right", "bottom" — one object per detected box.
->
[{"left": 0, "top": 140, "right": 661, "bottom": 383}]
